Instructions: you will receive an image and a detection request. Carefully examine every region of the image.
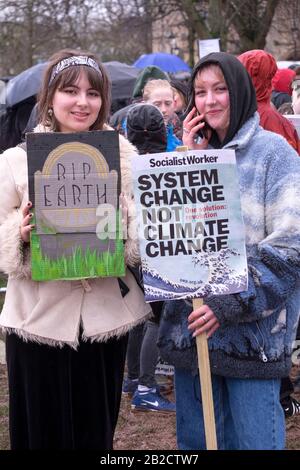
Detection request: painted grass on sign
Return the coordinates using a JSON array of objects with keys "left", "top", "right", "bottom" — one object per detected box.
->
[
  {"left": 31, "top": 238, "right": 125, "bottom": 281},
  {"left": 30, "top": 208, "right": 125, "bottom": 280}
]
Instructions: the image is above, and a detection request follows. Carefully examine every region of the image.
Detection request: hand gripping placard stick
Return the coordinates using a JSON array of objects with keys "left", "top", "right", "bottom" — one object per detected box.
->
[
  {"left": 193, "top": 296, "right": 217, "bottom": 450},
  {"left": 176, "top": 146, "right": 217, "bottom": 450}
]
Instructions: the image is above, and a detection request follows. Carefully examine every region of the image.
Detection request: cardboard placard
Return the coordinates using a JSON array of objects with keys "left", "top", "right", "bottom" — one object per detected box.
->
[
  {"left": 132, "top": 149, "right": 247, "bottom": 301},
  {"left": 27, "top": 131, "right": 125, "bottom": 281}
]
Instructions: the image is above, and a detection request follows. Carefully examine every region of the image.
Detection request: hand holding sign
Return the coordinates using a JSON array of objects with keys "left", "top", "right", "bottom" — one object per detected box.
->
[
  {"left": 21, "top": 201, "right": 34, "bottom": 243},
  {"left": 188, "top": 303, "right": 220, "bottom": 339}
]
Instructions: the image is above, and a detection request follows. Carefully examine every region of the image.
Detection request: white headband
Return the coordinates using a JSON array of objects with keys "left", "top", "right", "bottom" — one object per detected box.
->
[{"left": 49, "top": 55, "right": 102, "bottom": 85}]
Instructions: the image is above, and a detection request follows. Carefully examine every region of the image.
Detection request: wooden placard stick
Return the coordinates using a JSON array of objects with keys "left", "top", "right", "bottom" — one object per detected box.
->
[
  {"left": 176, "top": 146, "right": 217, "bottom": 450},
  {"left": 193, "top": 297, "right": 217, "bottom": 450}
]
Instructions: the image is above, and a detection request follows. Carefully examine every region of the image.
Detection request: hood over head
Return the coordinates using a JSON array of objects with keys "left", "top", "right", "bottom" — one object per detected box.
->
[
  {"left": 272, "top": 68, "right": 296, "bottom": 95},
  {"left": 170, "top": 78, "right": 188, "bottom": 99},
  {"left": 186, "top": 52, "right": 257, "bottom": 148},
  {"left": 238, "top": 49, "right": 277, "bottom": 103},
  {"left": 132, "top": 66, "right": 169, "bottom": 99}
]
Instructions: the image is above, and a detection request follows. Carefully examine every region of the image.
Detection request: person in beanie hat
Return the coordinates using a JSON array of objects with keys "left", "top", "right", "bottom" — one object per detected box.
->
[
  {"left": 126, "top": 103, "right": 167, "bottom": 153},
  {"left": 132, "top": 66, "right": 169, "bottom": 101},
  {"left": 123, "top": 103, "right": 175, "bottom": 413}
]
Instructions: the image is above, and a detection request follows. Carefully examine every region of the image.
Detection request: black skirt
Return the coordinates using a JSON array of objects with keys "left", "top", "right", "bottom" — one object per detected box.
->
[{"left": 5, "top": 331, "right": 128, "bottom": 450}]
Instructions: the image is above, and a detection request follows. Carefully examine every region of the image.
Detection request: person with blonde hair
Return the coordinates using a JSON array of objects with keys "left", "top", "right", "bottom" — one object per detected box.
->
[{"left": 143, "top": 79, "right": 182, "bottom": 151}]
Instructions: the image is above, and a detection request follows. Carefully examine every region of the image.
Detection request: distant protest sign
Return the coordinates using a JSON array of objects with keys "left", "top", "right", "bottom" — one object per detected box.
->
[
  {"left": 27, "top": 131, "right": 125, "bottom": 281},
  {"left": 132, "top": 149, "right": 248, "bottom": 301},
  {"left": 198, "top": 38, "right": 220, "bottom": 59}
]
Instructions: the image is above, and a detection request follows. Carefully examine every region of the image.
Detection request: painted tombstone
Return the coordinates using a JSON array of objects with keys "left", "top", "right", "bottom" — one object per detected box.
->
[{"left": 27, "top": 131, "right": 125, "bottom": 281}]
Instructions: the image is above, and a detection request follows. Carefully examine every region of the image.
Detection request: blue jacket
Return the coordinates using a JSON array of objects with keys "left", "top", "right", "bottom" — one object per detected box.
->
[
  {"left": 166, "top": 123, "right": 182, "bottom": 151},
  {"left": 158, "top": 113, "right": 300, "bottom": 379}
]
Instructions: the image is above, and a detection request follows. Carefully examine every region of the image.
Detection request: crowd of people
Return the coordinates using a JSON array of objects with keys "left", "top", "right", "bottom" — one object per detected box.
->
[{"left": 0, "top": 45, "right": 300, "bottom": 450}]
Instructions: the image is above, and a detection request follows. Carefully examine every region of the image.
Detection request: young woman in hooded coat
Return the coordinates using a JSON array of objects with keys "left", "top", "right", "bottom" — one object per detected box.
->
[{"left": 158, "top": 52, "right": 300, "bottom": 450}]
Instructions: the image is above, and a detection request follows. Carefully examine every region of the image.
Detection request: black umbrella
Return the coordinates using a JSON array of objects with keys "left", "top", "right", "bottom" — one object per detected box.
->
[
  {"left": 5, "top": 62, "right": 47, "bottom": 107},
  {"left": 5, "top": 60, "right": 140, "bottom": 107},
  {"left": 103, "top": 61, "right": 140, "bottom": 101}
]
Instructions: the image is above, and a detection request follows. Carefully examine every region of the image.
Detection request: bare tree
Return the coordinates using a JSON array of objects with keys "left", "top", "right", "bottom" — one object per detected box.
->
[
  {"left": 269, "top": 0, "right": 300, "bottom": 60},
  {"left": 165, "top": 0, "right": 280, "bottom": 59},
  {"left": 95, "top": 0, "right": 182, "bottom": 63},
  {"left": 92, "top": 0, "right": 153, "bottom": 63},
  {"left": 147, "top": 0, "right": 282, "bottom": 64},
  {"left": 0, "top": 0, "right": 99, "bottom": 75},
  {"left": 227, "top": 0, "right": 280, "bottom": 52},
  {"left": 0, "top": 0, "right": 298, "bottom": 78}
]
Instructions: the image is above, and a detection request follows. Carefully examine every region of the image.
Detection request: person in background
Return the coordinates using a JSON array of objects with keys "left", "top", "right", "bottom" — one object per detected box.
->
[
  {"left": 158, "top": 52, "right": 300, "bottom": 450},
  {"left": 123, "top": 103, "right": 175, "bottom": 413},
  {"left": 0, "top": 96, "right": 36, "bottom": 153},
  {"left": 288, "top": 64, "right": 300, "bottom": 71},
  {"left": 132, "top": 66, "right": 169, "bottom": 102},
  {"left": 239, "top": 50, "right": 300, "bottom": 155},
  {"left": 109, "top": 65, "right": 169, "bottom": 136},
  {"left": 277, "top": 102, "right": 294, "bottom": 115},
  {"left": 170, "top": 78, "right": 188, "bottom": 118},
  {"left": 292, "top": 68, "right": 300, "bottom": 115},
  {"left": 0, "top": 48, "right": 151, "bottom": 450},
  {"left": 238, "top": 50, "right": 300, "bottom": 419},
  {"left": 289, "top": 68, "right": 300, "bottom": 395},
  {"left": 26, "top": 65, "right": 169, "bottom": 138},
  {"left": 126, "top": 102, "right": 167, "bottom": 154},
  {"left": 271, "top": 68, "right": 296, "bottom": 110},
  {"left": 142, "top": 79, "right": 182, "bottom": 151}
]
